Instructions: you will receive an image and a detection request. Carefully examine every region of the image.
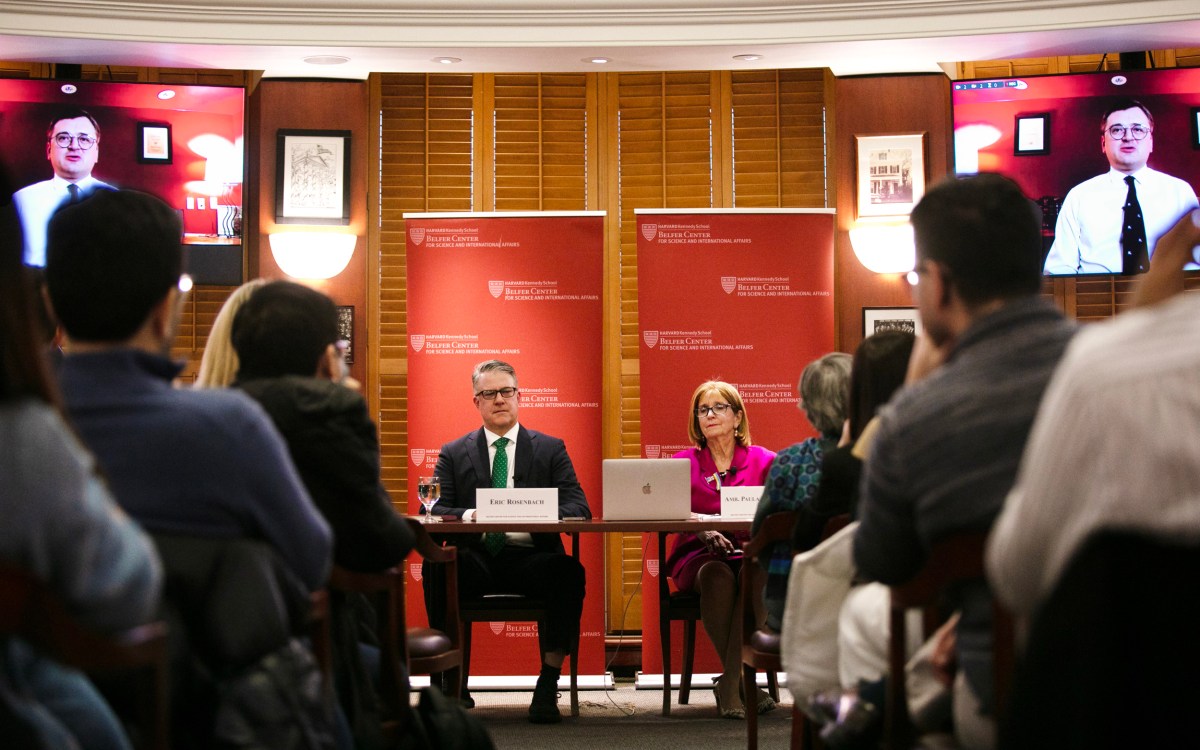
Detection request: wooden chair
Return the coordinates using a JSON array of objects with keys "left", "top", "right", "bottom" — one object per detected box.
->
[
  {"left": 739, "top": 511, "right": 796, "bottom": 749},
  {"left": 657, "top": 530, "right": 704, "bottom": 716},
  {"left": 884, "top": 530, "right": 1014, "bottom": 750},
  {"left": 459, "top": 530, "right": 581, "bottom": 717},
  {"left": 327, "top": 518, "right": 462, "bottom": 738},
  {"left": 0, "top": 564, "right": 170, "bottom": 750}
]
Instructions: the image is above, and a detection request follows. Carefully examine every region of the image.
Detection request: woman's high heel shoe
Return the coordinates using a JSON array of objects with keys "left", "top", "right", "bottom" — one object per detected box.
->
[{"left": 713, "top": 686, "right": 746, "bottom": 720}]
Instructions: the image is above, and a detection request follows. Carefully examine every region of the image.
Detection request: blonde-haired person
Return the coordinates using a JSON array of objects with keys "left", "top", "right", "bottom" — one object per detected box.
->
[
  {"left": 193, "top": 278, "right": 266, "bottom": 388},
  {"left": 664, "top": 380, "right": 776, "bottom": 719}
]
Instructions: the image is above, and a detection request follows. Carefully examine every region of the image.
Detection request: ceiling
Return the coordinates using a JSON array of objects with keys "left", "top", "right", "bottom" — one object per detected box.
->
[{"left": 2, "top": 0, "right": 1199, "bottom": 79}]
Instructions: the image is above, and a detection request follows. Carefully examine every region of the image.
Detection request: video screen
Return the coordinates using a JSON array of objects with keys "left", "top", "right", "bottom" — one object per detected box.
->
[
  {"left": 0, "top": 78, "right": 245, "bottom": 284},
  {"left": 951, "top": 67, "right": 1200, "bottom": 275}
]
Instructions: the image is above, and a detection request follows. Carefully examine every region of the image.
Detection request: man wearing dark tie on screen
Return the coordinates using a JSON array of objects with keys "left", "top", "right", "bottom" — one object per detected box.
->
[
  {"left": 422, "top": 358, "right": 590, "bottom": 724},
  {"left": 13, "top": 108, "right": 115, "bottom": 267},
  {"left": 1044, "top": 98, "right": 1198, "bottom": 275}
]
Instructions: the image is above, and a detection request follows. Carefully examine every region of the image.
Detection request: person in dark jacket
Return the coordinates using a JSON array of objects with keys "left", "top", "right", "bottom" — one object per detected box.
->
[
  {"left": 231, "top": 279, "right": 415, "bottom": 747},
  {"left": 230, "top": 279, "right": 414, "bottom": 571}
]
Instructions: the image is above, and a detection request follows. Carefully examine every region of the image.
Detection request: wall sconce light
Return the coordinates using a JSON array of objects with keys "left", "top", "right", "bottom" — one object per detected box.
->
[
  {"left": 269, "top": 232, "right": 357, "bottom": 279},
  {"left": 848, "top": 220, "right": 916, "bottom": 274}
]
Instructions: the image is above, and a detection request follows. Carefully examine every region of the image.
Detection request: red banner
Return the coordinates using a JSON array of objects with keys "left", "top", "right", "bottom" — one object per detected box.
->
[
  {"left": 636, "top": 209, "right": 836, "bottom": 676},
  {"left": 405, "top": 212, "right": 605, "bottom": 677}
]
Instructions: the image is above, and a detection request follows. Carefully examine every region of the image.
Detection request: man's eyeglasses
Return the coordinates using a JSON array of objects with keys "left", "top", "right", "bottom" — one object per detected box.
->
[
  {"left": 51, "top": 133, "right": 98, "bottom": 150},
  {"left": 1105, "top": 124, "right": 1151, "bottom": 141},
  {"left": 475, "top": 387, "right": 518, "bottom": 400},
  {"left": 696, "top": 403, "right": 733, "bottom": 417}
]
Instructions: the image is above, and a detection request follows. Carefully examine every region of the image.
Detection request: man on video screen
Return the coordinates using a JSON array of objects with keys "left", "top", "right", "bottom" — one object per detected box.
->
[
  {"left": 13, "top": 108, "right": 115, "bottom": 266},
  {"left": 1043, "top": 98, "right": 1198, "bottom": 275}
]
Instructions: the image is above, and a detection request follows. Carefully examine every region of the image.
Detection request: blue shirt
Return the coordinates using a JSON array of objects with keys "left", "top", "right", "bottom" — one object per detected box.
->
[{"left": 59, "top": 349, "right": 332, "bottom": 590}]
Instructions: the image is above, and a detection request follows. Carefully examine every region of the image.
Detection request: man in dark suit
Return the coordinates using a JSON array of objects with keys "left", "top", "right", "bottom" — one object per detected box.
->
[{"left": 422, "top": 359, "right": 590, "bottom": 724}]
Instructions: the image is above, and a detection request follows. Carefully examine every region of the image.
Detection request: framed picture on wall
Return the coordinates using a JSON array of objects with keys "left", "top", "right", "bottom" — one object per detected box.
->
[
  {"left": 275, "top": 129, "right": 351, "bottom": 225},
  {"left": 1015, "top": 113, "right": 1050, "bottom": 155},
  {"left": 863, "top": 306, "right": 922, "bottom": 338},
  {"left": 335, "top": 305, "right": 354, "bottom": 364},
  {"left": 855, "top": 133, "right": 926, "bottom": 218},
  {"left": 136, "top": 122, "right": 172, "bottom": 164}
]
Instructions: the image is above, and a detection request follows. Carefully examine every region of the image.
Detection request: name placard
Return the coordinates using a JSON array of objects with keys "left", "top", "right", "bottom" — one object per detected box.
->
[
  {"left": 720, "top": 485, "right": 764, "bottom": 520},
  {"left": 476, "top": 488, "right": 560, "bottom": 521}
]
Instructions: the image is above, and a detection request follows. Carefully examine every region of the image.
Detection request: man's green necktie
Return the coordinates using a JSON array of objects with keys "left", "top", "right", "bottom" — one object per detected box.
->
[{"left": 483, "top": 437, "right": 509, "bottom": 556}]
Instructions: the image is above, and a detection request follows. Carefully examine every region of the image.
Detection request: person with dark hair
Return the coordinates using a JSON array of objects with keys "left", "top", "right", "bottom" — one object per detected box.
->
[
  {"left": 1044, "top": 97, "right": 1198, "bottom": 274},
  {"left": 13, "top": 108, "right": 115, "bottom": 267},
  {"left": 231, "top": 279, "right": 414, "bottom": 746},
  {"left": 751, "top": 352, "right": 851, "bottom": 633},
  {"left": 2, "top": 168, "right": 161, "bottom": 749},
  {"left": 789, "top": 330, "right": 915, "bottom": 555},
  {"left": 231, "top": 279, "right": 415, "bottom": 572},
  {"left": 423, "top": 359, "right": 590, "bottom": 724},
  {"left": 44, "top": 189, "right": 331, "bottom": 591},
  {"left": 847, "top": 173, "right": 1076, "bottom": 749}
]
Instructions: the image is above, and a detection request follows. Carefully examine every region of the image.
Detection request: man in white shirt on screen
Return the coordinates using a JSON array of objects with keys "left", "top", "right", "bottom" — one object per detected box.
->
[
  {"left": 13, "top": 108, "right": 115, "bottom": 267},
  {"left": 1043, "top": 98, "right": 1198, "bottom": 275}
]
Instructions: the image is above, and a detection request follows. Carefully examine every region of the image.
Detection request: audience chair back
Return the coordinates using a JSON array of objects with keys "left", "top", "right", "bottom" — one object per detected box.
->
[
  {"left": 885, "top": 530, "right": 1014, "bottom": 750},
  {"left": 739, "top": 510, "right": 794, "bottom": 750},
  {"left": 459, "top": 531, "right": 581, "bottom": 717},
  {"left": 0, "top": 564, "right": 170, "bottom": 750},
  {"left": 658, "top": 531, "right": 704, "bottom": 716}
]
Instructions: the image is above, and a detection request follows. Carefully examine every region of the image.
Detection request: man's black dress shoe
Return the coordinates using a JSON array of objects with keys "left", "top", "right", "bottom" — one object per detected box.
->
[{"left": 528, "top": 679, "right": 562, "bottom": 724}]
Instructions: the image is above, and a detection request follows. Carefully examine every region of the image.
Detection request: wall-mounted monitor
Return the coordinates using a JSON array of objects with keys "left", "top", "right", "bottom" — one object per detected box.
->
[
  {"left": 0, "top": 78, "right": 245, "bottom": 285},
  {"left": 951, "top": 67, "right": 1200, "bottom": 276}
]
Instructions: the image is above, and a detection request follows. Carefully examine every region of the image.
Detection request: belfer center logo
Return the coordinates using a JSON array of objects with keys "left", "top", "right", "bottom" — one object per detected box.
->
[
  {"left": 409, "top": 227, "right": 426, "bottom": 245},
  {"left": 641, "top": 223, "right": 658, "bottom": 242},
  {"left": 410, "top": 334, "right": 425, "bottom": 352},
  {"left": 488, "top": 280, "right": 505, "bottom": 298},
  {"left": 489, "top": 622, "right": 506, "bottom": 635},
  {"left": 643, "top": 330, "right": 659, "bottom": 349},
  {"left": 721, "top": 276, "right": 737, "bottom": 294},
  {"left": 409, "top": 563, "right": 423, "bottom": 582},
  {"left": 647, "top": 559, "right": 659, "bottom": 578},
  {"left": 410, "top": 448, "right": 426, "bottom": 466},
  {"left": 645, "top": 444, "right": 661, "bottom": 459}
]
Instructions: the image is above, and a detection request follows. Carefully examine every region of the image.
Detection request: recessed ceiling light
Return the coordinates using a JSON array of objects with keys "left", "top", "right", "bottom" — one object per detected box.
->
[
  {"left": 434, "top": 57, "right": 462, "bottom": 65},
  {"left": 157, "top": 89, "right": 176, "bottom": 100},
  {"left": 584, "top": 57, "right": 610, "bottom": 64},
  {"left": 303, "top": 55, "right": 351, "bottom": 66},
  {"left": 60, "top": 84, "right": 77, "bottom": 95},
  {"left": 733, "top": 54, "right": 764, "bottom": 62}
]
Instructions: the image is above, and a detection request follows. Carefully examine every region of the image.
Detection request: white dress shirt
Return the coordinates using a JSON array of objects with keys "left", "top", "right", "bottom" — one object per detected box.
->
[
  {"left": 13, "top": 175, "right": 115, "bottom": 266},
  {"left": 1043, "top": 167, "right": 1198, "bottom": 275}
]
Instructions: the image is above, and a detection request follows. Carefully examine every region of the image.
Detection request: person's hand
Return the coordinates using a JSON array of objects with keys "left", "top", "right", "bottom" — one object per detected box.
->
[
  {"left": 930, "top": 611, "right": 961, "bottom": 687},
  {"left": 1133, "top": 208, "right": 1200, "bottom": 308},
  {"left": 905, "top": 333, "right": 951, "bottom": 385},
  {"left": 697, "top": 530, "right": 735, "bottom": 557}
]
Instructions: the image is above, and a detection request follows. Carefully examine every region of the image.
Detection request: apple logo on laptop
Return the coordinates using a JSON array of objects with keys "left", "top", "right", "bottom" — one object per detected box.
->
[{"left": 642, "top": 482, "right": 652, "bottom": 495}]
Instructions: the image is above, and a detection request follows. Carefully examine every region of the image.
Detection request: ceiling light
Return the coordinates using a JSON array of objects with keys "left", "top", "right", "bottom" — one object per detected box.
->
[
  {"left": 60, "top": 84, "right": 77, "bottom": 95},
  {"left": 584, "top": 57, "right": 610, "bottom": 64},
  {"left": 434, "top": 57, "right": 462, "bottom": 65},
  {"left": 733, "top": 54, "right": 764, "bottom": 62},
  {"left": 303, "top": 55, "right": 351, "bottom": 66},
  {"left": 157, "top": 89, "right": 176, "bottom": 100}
]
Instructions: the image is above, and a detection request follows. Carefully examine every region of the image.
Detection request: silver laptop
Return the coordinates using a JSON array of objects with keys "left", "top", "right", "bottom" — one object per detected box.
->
[{"left": 602, "top": 458, "right": 692, "bottom": 521}]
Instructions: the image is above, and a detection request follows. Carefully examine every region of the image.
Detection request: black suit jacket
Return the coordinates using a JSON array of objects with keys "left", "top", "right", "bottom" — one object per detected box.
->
[{"left": 433, "top": 425, "right": 590, "bottom": 553}]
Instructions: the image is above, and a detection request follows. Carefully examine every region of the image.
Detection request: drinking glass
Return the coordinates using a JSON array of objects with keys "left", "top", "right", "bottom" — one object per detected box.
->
[{"left": 418, "top": 475, "right": 441, "bottom": 522}]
